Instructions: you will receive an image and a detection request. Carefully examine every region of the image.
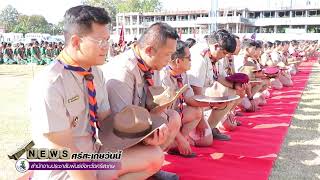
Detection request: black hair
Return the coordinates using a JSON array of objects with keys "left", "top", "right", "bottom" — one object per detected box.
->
[
  {"left": 185, "top": 38, "right": 196, "bottom": 48},
  {"left": 274, "top": 40, "right": 282, "bottom": 47},
  {"left": 63, "top": 5, "right": 111, "bottom": 45},
  {"left": 171, "top": 40, "right": 188, "bottom": 60},
  {"left": 255, "top": 40, "right": 263, "bottom": 49},
  {"left": 137, "top": 22, "right": 179, "bottom": 49},
  {"left": 241, "top": 39, "right": 256, "bottom": 49},
  {"left": 265, "top": 41, "right": 273, "bottom": 49},
  {"left": 207, "top": 29, "right": 236, "bottom": 53},
  {"left": 231, "top": 34, "right": 240, "bottom": 39}
]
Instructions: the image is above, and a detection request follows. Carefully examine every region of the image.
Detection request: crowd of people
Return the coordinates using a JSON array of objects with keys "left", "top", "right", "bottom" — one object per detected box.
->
[
  {"left": 0, "top": 41, "right": 64, "bottom": 65},
  {"left": 26, "top": 5, "right": 320, "bottom": 180}
]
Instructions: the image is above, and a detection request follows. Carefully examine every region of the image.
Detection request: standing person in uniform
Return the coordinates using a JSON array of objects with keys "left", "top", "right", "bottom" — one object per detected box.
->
[{"left": 29, "top": 5, "right": 114, "bottom": 180}]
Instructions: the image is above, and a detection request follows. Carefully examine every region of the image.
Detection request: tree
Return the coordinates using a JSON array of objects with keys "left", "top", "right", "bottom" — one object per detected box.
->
[
  {"left": 82, "top": 0, "right": 162, "bottom": 24},
  {"left": 0, "top": 5, "right": 19, "bottom": 32},
  {"left": 82, "top": 0, "right": 118, "bottom": 26}
]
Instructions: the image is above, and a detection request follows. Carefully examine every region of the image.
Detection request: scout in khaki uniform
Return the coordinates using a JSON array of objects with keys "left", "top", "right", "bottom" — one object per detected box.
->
[
  {"left": 157, "top": 40, "right": 224, "bottom": 157},
  {"left": 188, "top": 30, "right": 244, "bottom": 141},
  {"left": 261, "top": 41, "right": 283, "bottom": 90},
  {"left": 219, "top": 35, "right": 246, "bottom": 124},
  {"left": 271, "top": 41, "right": 293, "bottom": 87},
  {"left": 237, "top": 39, "right": 263, "bottom": 112},
  {"left": 101, "top": 22, "right": 181, "bottom": 180},
  {"left": 30, "top": 6, "right": 164, "bottom": 180}
]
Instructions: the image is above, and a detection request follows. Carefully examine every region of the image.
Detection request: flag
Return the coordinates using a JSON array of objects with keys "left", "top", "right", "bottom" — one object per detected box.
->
[
  {"left": 118, "top": 25, "right": 125, "bottom": 47},
  {"left": 251, "top": 32, "right": 256, "bottom": 40}
]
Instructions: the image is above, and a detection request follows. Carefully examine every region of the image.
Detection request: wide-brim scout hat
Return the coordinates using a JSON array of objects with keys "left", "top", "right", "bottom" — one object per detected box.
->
[
  {"left": 192, "top": 94, "right": 240, "bottom": 103},
  {"left": 287, "top": 60, "right": 300, "bottom": 65},
  {"left": 99, "top": 105, "right": 166, "bottom": 151},
  {"left": 225, "top": 73, "right": 249, "bottom": 84},
  {"left": 146, "top": 84, "right": 188, "bottom": 112},
  {"left": 263, "top": 67, "right": 279, "bottom": 78}
]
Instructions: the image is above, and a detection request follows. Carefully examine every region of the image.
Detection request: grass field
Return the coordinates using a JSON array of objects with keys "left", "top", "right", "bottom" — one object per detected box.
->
[{"left": 0, "top": 65, "right": 43, "bottom": 179}]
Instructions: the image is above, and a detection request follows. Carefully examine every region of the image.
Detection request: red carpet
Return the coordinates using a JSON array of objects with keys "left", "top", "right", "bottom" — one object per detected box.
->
[{"left": 163, "top": 60, "right": 315, "bottom": 180}]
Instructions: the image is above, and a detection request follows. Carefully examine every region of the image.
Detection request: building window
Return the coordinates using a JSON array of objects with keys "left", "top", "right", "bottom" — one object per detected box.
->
[
  {"left": 292, "top": 25, "right": 305, "bottom": 29},
  {"left": 277, "top": 25, "right": 289, "bottom": 33},
  {"left": 125, "top": 29, "right": 131, "bottom": 35},
  {"left": 307, "top": 25, "right": 320, "bottom": 33},
  {"left": 139, "top": 28, "right": 146, "bottom": 34},
  {"left": 132, "top": 28, "right": 137, "bottom": 35},
  {"left": 167, "top": 15, "right": 176, "bottom": 21},
  {"left": 125, "top": 16, "right": 130, "bottom": 25}
]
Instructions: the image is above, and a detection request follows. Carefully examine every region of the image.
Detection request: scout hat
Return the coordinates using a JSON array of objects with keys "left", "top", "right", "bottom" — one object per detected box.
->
[
  {"left": 192, "top": 94, "right": 240, "bottom": 103},
  {"left": 146, "top": 84, "right": 188, "bottom": 112},
  {"left": 263, "top": 67, "right": 279, "bottom": 78},
  {"left": 99, "top": 105, "right": 166, "bottom": 151},
  {"left": 225, "top": 73, "right": 249, "bottom": 84}
]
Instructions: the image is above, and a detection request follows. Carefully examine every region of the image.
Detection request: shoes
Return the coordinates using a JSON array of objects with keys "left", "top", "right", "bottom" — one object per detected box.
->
[{"left": 212, "top": 128, "right": 231, "bottom": 141}]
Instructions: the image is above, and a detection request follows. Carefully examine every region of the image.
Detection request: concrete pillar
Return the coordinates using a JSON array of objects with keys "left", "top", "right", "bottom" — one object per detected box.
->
[
  {"left": 137, "top": 14, "right": 140, "bottom": 35},
  {"left": 236, "top": 23, "right": 239, "bottom": 33},
  {"left": 259, "top": 26, "right": 262, "bottom": 33},
  {"left": 305, "top": 25, "right": 308, "bottom": 33},
  {"left": 306, "top": 10, "right": 308, "bottom": 17},
  {"left": 290, "top": 11, "right": 293, "bottom": 18},
  {"left": 165, "top": 15, "right": 167, "bottom": 21},
  {"left": 116, "top": 15, "right": 119, "bottom": 35},
  {"left": 260, "top": 12, "right": 263, "bottom": 18},
  {"left": 226, "top": 23, "right": 230, "bottom": 31},
  {"left": 130, "top": 15, "right": 133, "bottom": 35},
  {"left": 274, "top": 25, "right": 277, "bottom": 33},
  {"left": 242, "top": 10, "right": 246, "bottom": 18}
]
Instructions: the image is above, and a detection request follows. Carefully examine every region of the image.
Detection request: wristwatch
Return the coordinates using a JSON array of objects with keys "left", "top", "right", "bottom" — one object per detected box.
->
[{"left": 248, "top": 97, "right": 254, "bottom": 100}]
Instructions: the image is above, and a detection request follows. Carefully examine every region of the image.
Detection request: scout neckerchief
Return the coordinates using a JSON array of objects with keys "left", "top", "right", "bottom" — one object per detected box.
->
[
  {"left": 201, "top": 49, "right": 219, "bottom": 80},
  {"left": 57, "top": 51, "right": 102, "bottom": 146},
  {"left": 132, "top": 45, "right": 154, "bottom": 86},
  {"left": 168, "top": 66, "right": 185, "bottom": 119}
]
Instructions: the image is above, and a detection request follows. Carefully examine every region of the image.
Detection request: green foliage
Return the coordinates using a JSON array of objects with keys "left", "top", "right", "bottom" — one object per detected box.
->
[
  {"left": 0, "top": 5, "right": 63, "bottom": 34},
  {"left": 0, "top": 5, "right": 19, "bottom": 32}
]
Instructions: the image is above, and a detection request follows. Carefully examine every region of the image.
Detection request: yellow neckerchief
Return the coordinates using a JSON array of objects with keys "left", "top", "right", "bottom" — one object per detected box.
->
[{"left": 57, "top": 50, "right": 79, "bottom": 66}]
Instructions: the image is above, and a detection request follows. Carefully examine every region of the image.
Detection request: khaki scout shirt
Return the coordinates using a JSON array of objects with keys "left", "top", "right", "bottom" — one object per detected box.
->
[
  {"left": 29, "top": 60, "right": 110, "bottom": 179},
  {"left": 101, "top": 49, "right": 159, "bottom": 113},
  {"left": 187, "top": 44, "right": 216, "bottom": 89},
  {"left": 155, "top": 67, "right": 194, "bottom": 110}
]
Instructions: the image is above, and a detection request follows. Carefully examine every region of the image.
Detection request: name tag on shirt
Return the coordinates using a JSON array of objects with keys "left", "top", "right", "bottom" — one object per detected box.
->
[{"left": 68, "top": 95, "right": 79, "bottom": 103}]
